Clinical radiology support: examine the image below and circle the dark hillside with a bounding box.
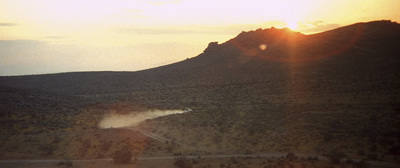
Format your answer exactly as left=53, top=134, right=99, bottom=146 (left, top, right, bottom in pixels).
left=1, top=20, right=400, bottom=160
left=1, top=21, right=399, bottom=97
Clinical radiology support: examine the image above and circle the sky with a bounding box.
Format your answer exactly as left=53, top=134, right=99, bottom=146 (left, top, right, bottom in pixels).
left=1, top=0, right=399, bottom=76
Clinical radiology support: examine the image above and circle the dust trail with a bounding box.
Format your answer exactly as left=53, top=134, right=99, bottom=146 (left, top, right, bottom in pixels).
left=98, top=109, right=191, bottom=129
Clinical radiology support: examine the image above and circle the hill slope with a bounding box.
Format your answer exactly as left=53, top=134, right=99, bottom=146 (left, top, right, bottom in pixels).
left=0, top=20, right=399, bottom=96
left=0, top=20, right=400, bottom=161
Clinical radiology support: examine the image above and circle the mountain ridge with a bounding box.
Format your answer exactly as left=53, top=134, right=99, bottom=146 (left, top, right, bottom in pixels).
left=1, top=20, right=400, bottom=160
left=0, top=20, right=399, bottom=96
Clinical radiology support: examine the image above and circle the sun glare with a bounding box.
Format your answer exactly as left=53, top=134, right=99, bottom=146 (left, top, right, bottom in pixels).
left=259, top=44, right=267, bottom=51
left=286, top=20, right=298, bottom=30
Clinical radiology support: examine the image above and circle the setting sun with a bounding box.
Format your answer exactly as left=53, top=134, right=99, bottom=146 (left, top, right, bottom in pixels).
left=286, top=20, right=299, bottom=30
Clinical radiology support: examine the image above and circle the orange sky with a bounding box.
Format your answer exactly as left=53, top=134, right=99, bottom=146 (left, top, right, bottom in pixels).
left=1, top=0, right=399, bottom=75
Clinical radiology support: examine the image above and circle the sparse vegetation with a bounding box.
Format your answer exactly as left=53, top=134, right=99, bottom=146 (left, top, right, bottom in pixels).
left=174, top=156, right=192, bottom=168
left=285, top=152, right=296, bottom=161
left=112, top=149, right=132, bottom=164
left=0, top=21, right=400, bottom=168
left=324, top=150, right=347, bottom=164
left=57, top=159, right=73, bottom=167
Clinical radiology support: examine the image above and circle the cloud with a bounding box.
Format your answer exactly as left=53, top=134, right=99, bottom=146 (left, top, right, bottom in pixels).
left=128, top=9, right=144, bottom=13
left=117, top=21, right=289, bottom=36
left=117, top=20, right=340, bottom=36
left=126, top=9, right=149, bottom=18
left=118, top=27, right=231, bottom=35
left=296, top=21, right=341, bottom=34
left=116, top=20, right=301, bottom=36
left=44, top=36, right=64, bottom=39
left=0, top=23, right=18, bottom=27
left=120, top=28, right=194, bottom=34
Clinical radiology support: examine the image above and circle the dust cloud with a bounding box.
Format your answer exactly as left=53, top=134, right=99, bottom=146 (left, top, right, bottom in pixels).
left=98, top=109, right=191, bottom=129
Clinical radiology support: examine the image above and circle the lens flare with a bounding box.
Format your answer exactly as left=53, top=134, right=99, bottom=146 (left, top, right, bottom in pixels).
left=259, top=44, right=267, bottom=50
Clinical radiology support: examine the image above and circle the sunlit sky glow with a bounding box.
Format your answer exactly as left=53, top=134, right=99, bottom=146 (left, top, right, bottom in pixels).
left=1, top=0, right=399, bottom=76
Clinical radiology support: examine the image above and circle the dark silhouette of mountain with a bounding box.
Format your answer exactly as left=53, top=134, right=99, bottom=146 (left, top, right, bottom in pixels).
left=0, top=20, right=399, bottom=97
